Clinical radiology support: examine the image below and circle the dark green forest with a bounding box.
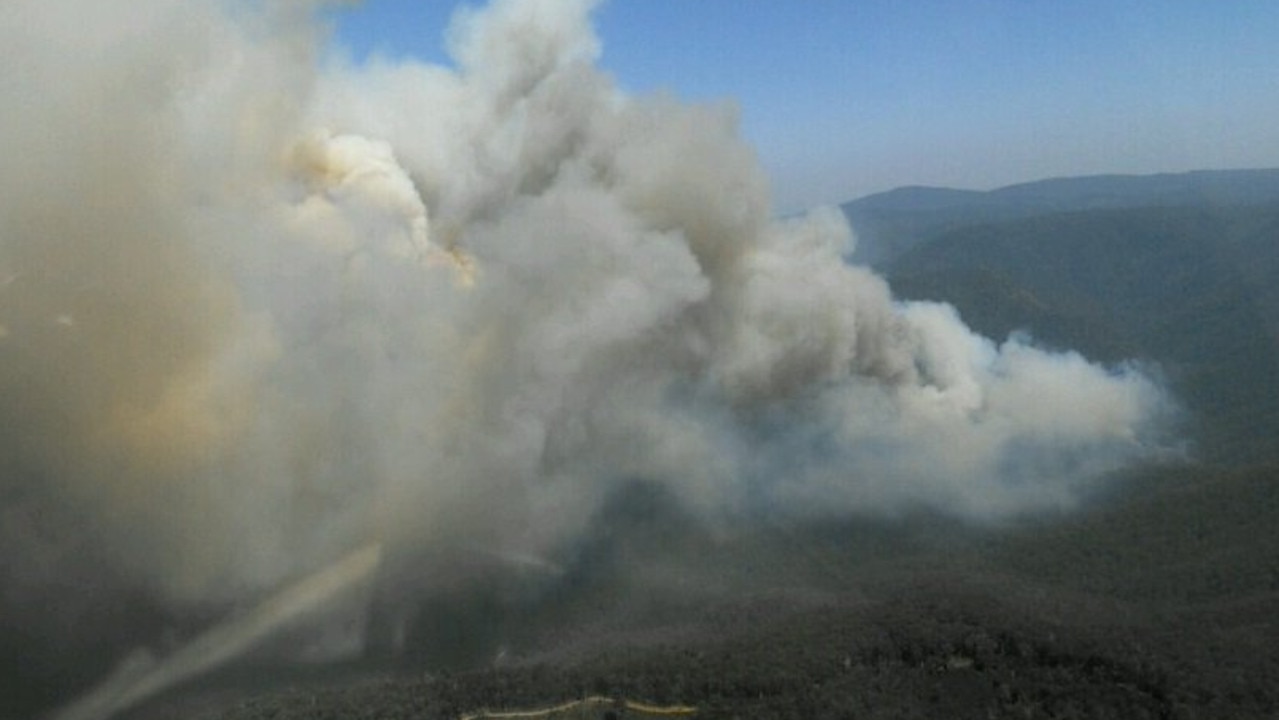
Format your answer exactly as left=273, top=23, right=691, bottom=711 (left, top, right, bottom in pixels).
left=848, top=169, right=1279, bottom=464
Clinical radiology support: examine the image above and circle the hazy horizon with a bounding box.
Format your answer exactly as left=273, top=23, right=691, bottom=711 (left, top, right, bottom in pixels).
left=329, top=0, right=1279, bottom=211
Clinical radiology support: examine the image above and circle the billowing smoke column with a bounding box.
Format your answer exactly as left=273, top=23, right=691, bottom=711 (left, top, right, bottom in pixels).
left=1, top=0, right=1168, bottom=712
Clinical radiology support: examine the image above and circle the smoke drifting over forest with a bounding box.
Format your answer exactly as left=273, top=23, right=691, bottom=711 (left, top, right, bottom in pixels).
left=1, top=0, right=1170, bottom=697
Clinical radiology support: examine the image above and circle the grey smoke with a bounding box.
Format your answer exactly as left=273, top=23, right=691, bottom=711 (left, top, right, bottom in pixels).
left=1, top=0, right=1170, bottom=707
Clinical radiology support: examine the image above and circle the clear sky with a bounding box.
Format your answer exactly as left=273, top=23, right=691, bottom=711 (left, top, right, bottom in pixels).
left=328, top=0, right=1279, bottom=211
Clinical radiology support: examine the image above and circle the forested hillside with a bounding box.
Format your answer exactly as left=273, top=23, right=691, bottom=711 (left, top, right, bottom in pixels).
left=845, top=171, right=1279, bottom=462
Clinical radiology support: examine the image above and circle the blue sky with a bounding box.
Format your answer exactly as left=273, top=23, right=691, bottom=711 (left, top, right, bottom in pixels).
left=328, top=0, right=1279, bottom=210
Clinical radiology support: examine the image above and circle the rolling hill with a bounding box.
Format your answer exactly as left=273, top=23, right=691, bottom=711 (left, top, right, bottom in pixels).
left=847, top=171, right=1279, bottom=463
left=844, top=168, right=1279, bottom=269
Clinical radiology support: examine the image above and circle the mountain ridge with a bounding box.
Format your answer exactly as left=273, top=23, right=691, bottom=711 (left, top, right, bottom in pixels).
left=843, top=168, right=1279, bottom=268
left=852, top=172, right=1279, bottom=463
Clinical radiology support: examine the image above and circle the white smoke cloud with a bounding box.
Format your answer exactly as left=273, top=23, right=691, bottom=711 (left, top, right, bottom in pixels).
left=0, top=0, right=1172, bottom=701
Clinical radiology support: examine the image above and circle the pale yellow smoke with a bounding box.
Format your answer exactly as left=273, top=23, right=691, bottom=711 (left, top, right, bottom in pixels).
left=426, top=241, right=481, bottom=288
left=285, top=129, right=480, bottom=286
left=96, top=360, right=253, bottom=485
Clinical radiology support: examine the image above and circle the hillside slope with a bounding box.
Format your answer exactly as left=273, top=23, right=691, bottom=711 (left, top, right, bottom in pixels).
left=845, top=168, right=1279, bottom=269
left=872, top=187, right=1279, bottom=462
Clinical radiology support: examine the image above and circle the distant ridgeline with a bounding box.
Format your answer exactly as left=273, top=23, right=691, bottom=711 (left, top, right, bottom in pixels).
left=843, top=168, right=1279, bottom=463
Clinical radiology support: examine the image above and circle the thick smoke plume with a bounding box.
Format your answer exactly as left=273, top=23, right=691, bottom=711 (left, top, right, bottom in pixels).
left=1, top=0, right=1168, bottom=710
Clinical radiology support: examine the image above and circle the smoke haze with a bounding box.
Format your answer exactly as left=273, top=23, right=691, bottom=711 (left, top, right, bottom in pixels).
left=0, top=0, right=1171, bottom=710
